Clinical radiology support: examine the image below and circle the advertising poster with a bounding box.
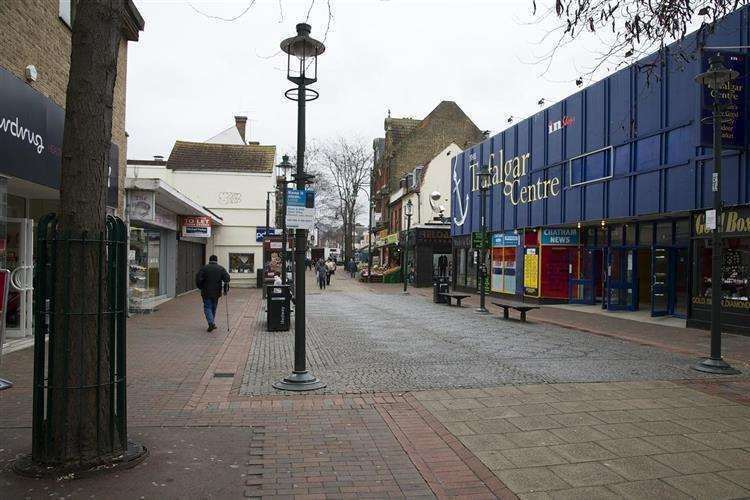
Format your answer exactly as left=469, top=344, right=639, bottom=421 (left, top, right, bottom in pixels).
left=524, top=247, right=539, bottom=296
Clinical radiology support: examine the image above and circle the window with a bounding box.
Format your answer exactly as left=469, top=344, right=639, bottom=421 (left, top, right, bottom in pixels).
left=694, top=238, right=750, bottom=303
left=229, top=253, right=255, bottom=273
left=59, top=0, right=74, bottom=28
left=129, top=228, right=162, bottom=305
left=568, top=146, right=613, bottom=187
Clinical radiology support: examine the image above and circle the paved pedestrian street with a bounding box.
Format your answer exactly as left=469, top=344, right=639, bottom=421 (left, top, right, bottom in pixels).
left=1, top=274, right=750, bottom=499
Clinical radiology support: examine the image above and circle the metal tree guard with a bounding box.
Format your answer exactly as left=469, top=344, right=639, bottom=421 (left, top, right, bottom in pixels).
left=14, top=214, right=146, bottom=477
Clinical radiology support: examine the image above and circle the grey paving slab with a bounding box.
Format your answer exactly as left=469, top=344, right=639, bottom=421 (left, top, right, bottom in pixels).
left=663, top=472, right=750, bottom=499
left=549, top=462, right=624, bottom=487
left=608, top=479, right=691, bottom=499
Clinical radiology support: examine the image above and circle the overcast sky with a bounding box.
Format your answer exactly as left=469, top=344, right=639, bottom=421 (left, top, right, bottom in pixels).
left=126, top=0, right=620, bottom=161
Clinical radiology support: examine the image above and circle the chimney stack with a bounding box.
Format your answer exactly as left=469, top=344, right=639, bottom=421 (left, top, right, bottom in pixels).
left=234, top=115, right=248, bottom=144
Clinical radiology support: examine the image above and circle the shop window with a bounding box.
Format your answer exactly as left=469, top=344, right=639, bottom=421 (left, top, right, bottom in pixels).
left=457, top=248, right=467, bottom=287
left=490, top=246, right=518, bottom=294
left=656, top=222, right=672, bottom=246
left=129, top=228, right=162, bottom=305
left=7, top=194, right=26, bottom=218
left=694, top=238, right=750, bottom=304
left=610, top=225, right=624, bottom=246
left=638, top=223, right=653, bottom=246
left=466, top=250, right=477, bottom=289
left=625, top=224, right=636, bottom=246
left=229, top=253, right=255, bottom=274
left=568, top=147, right=612, bottom=187
left=675, top=219, right=690, bottom=246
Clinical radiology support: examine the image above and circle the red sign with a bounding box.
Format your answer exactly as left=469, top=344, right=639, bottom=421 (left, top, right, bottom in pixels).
left=181, top=216, right=211, bottom=228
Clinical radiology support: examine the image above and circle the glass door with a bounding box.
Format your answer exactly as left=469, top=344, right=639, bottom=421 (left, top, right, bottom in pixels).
left=607, top=247, right=636, bottom=310
left=5, top=218, right=34, bottom=339
left=673, top=247, right=689, bottom=318
left=651, top=247, right=670, bottom=316
left=570, top=248, right=595, bottom=304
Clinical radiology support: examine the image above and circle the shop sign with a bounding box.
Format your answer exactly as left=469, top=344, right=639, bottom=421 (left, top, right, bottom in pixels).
left=256, top=227, right=281, bottom=242
left=385, top=233, right=399, bottom=245
left=548, top=115, right=574, bottom=134
left=695, top=208, right=750, bottom=236
left=181, top=215, right=211, bottom=238
left=472, top=231, right=489, bottom=249
left=492, top=232, right=519, bottom=247
left=285, top=188, right=315, bottom=230
left=699, top=51, right=746, bottom=150
left=127, top=190, right=155, bottom=220
left=468, top=151, right=561, bottom=206
left=540, top=228, right=579, bottom=245
left=692, top=296, right=750, bottom=310
left=154, top=206, right=177, bottom=231
left=523, top=247, right=539, bottom=296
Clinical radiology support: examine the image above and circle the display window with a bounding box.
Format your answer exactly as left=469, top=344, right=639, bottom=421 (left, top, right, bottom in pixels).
left=129, top=228, right=162, bottom=304
left=490, top=246, right=517, bottom=294
left=694, top=237, right=750, bottom=306
left=540, top=246, right=577, bottom=299
left=230, top=253, right=255, bottom=273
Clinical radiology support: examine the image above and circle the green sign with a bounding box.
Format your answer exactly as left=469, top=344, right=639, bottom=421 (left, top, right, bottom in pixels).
left=472, top=232, right=488, bottom=249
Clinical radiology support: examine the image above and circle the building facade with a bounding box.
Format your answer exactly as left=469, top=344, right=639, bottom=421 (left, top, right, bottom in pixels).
left=371, top=102, right=484, bottom=275
left=0, top=0, right=143, bottom=342
left=127, top=118, right=276, bottom=287
left=451, top=7, right=749, bottom=334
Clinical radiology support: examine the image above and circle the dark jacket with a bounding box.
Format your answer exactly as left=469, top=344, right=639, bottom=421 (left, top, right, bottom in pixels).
left=196, top=262, right=231, bottom=300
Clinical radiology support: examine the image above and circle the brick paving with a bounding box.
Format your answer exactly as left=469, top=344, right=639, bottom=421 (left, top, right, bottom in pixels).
left=1, top=277, right=749, bottom=498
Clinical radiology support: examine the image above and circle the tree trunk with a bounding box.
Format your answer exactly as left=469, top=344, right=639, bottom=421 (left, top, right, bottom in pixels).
left=48, top=0, right=123, bottom=466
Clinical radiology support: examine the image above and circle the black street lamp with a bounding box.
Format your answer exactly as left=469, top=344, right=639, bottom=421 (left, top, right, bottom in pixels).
left=693, top=53, right=740, bottom=375
left=264, top=190, right=275, bottom=268
left=273, top=23, right=326, bottom=391
left=476, top=162, right=492, bottom=314
left=402, top=199, right=413, bottom=294
left=276, top=154, right=295, bottom=285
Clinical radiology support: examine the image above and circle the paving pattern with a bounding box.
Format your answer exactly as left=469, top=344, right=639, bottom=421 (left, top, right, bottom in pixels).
left=241, top=277, right=725, bottom=395
left=416, top=381, right=750, bottom=499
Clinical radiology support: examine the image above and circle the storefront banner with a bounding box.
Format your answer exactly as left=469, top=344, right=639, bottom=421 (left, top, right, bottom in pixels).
left=385, top=233, right=399, bottom=245
left=285, top=189, right=315, bottom=230
left=492, top=232, right=520, bottom=247
left=154, top=206, right=177, bottom=231
left=181, top=215, right=211, bottom=238
left=523, top=247, right=539, bottom=296
left=695, top=207, right=750, bottom=236
left=127, top=190, right=155, bottom=220
left=540, top=228, right=579, bottom=245
left=699, top=51, right=746, bottom=150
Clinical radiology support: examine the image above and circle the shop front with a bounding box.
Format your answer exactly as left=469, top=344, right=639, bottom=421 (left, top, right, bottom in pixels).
left=403, top=226, right=452, bottom=287
left=450, top=7, right=748, bottom=332
left=689, top=207, right=750, bottom=334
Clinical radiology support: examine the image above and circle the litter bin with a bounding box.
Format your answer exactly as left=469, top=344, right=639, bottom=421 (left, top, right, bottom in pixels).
left=433, top=276, right=450, bottom=303
left=266, top=284, right=291, bottom=332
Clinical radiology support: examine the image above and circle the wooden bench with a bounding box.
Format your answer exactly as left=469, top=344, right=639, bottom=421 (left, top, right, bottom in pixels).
left=493, top=302, right=540, bottom=322
left=440, top=292, right=471, bottom=307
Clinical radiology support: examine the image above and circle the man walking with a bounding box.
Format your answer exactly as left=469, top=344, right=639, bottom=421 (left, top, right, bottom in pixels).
left=196, top=255, right=231, bottom=332
left=315, top=258, right=327, bottom=290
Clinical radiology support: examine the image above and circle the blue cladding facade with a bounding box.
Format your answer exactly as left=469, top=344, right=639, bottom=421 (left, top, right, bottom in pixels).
left=451, top=7, right=749, bottom=237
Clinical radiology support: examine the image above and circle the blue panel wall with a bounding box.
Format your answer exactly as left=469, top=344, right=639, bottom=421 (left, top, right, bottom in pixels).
left=451, top=6, right=749, bottom=237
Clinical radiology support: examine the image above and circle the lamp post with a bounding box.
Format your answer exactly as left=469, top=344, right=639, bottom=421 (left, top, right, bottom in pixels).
left=694, top=53, right=741, bottom=375
left=402, top=199, right=413, bottom=294
left=276, top=154, right=294, bottom=285
left=476, top=162, right=492, bottom=314
left=273, top=23, right=326, bottom=391
left=264, top=190, right=275, bottom=269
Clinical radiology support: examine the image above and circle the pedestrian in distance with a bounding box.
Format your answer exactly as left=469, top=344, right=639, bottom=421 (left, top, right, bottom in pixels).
left=195, top=255, right=231, bottom=332
left=348, top=258, right=356, bottom=279
left=316, top=259, right=327, bottom=290
left=325, top=258, right=336, bottom=285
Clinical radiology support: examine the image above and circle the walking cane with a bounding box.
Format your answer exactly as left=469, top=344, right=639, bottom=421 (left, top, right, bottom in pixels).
left=224, top=286, right=230, bottom=332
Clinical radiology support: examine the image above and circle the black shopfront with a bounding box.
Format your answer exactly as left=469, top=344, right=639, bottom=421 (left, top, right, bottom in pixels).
left=402, top=226, right=452, bottom=287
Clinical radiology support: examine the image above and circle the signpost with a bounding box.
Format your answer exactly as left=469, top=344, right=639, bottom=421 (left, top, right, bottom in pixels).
left=699, top=51, right=746, bottom=150
left=285, top=189, right=315, bottom=231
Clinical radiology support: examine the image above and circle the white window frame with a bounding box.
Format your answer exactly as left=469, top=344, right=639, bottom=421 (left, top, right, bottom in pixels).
left=567, top=145, right=614, bottom=188
left=59, top=0, right=73, bottom=28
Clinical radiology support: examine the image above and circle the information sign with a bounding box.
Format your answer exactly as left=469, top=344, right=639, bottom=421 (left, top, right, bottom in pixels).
left=285, top=189, right=315, bottom=230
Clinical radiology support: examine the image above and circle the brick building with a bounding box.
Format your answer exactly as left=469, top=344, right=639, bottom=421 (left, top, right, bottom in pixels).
left=0, top=1, right=144, bottom=341
left=370, top=101, right=484, bottom=276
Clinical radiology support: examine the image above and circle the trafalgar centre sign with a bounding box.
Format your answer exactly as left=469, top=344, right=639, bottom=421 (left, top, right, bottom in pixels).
left=468, top=150, right=561, bottom=206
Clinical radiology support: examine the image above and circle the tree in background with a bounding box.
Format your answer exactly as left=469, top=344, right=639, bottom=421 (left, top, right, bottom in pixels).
left=534, top=0, right=748, bottom=81
left=316, top=138, right=372, bottom=263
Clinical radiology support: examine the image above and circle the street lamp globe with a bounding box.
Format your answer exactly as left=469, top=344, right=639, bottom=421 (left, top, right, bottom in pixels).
left=276, top=154, right=294, bottom=176
left=405, top=199, right=413, bottom=218
left=476, top=163, right=492, bottom=191
left=695, top=54, right=739, bottom=90
left=280, top=23, right=325, bottom=85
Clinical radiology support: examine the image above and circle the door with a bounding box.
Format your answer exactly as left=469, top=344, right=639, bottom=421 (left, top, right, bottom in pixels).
left=5, top=218, right=34, bottom=338
left=651, top=247, right=670, bottom=316
left=607, top=247, right=636, bottom=311
left=569, top=248, right=595, bottom=304
left=673, top=247, right=689, bottom=318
